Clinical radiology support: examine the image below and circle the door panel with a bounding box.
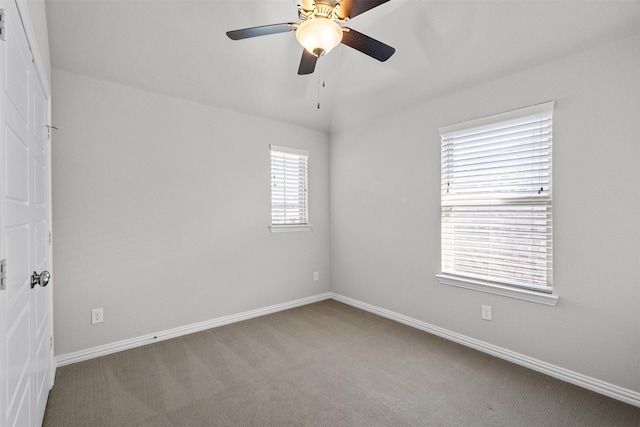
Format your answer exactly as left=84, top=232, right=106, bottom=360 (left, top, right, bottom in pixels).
left=35, top=324, right=48, bottom=403
left=34, top=161, right=45, bottom=205
left=33, top=83, right=46, bottom=150
left=13, top=385, right=30, bottom=427
left=5, top=126, right=28, bottom=201
left=6, top=305, right=30, bottom=426
left=4, top=6, right=29, bottom=125
left=5, top=226, right=29, bottom=306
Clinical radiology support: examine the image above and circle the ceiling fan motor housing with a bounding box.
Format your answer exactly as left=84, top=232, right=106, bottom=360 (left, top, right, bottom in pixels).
left=297, top=1, right=345, bottom=56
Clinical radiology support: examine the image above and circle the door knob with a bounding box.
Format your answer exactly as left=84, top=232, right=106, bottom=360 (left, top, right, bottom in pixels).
left=31, top=271, right=50, bottom=288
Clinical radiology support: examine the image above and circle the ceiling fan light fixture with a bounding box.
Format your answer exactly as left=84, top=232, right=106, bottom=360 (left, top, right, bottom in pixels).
left=295, top=17, right=343, bottom=57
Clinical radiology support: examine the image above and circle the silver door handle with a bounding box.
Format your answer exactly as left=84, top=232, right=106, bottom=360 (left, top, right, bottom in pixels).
left=31, top=271, right=50, bottom=288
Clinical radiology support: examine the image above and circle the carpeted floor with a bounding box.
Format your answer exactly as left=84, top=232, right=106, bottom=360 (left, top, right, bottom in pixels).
left=43, top=300, right=640, bottom=426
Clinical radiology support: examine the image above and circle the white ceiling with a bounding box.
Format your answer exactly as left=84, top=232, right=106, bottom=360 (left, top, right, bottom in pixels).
left=46, top=0, right=640, bottom=133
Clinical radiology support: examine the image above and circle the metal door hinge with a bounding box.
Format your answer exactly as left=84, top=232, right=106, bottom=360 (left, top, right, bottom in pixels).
left=0, top=9, right=6, bottom=42
left=48, top=231, right=52, bottom=245
left=46, top=125, right=58, bottom=141
left=0, top=259, right=7, bottom=290
left=49, top=336, right=54, bottom=350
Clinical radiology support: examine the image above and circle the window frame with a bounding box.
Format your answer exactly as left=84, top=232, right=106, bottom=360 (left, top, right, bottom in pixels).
left=269, top=144, right=312, bottom=233
left=436, top=102, right=558, bottom=306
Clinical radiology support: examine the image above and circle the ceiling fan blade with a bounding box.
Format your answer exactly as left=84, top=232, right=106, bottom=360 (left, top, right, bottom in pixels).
left=340, top=28, right=395, bottom=62
left=337, top=0, right=391, bottom=19
left=226, top=23, right=296, bottom=40
left=298, top=49, right=318, bottom=75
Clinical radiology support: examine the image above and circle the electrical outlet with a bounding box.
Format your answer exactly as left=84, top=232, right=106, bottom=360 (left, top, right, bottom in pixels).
left=91, top=308, right=104, bottom=324
left=313, top=271, right=320, bottom=281
left=481, top=305, right=492, bottom=321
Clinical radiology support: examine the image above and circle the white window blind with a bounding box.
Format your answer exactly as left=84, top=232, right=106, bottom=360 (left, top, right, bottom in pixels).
left=439, top=102, right=554, bottom=293
left=270, top=145, right=309, bottom=227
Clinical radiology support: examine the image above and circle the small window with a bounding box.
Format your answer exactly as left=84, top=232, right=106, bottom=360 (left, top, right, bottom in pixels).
left=270, top=145, right=311, bottom=232
left=437, top=102, right=555, bottom=301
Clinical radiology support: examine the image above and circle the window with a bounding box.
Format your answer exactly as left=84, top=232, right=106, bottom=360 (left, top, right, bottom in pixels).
left=436, top=102, right=557, bottom=305
left=269, top=145, right=311, bottom=232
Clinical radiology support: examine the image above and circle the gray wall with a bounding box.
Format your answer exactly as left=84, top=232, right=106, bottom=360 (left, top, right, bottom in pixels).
left=51, top=70, right=331, bottom=355
left=330, top=34, right=640, bottom=393
left=49, top=29, right=639, bottom=396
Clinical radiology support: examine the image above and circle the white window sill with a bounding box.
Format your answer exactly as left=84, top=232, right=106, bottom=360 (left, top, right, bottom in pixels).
left=269, top=224, right=312, bottom=233
left=436, top=274, right=559, bottom=306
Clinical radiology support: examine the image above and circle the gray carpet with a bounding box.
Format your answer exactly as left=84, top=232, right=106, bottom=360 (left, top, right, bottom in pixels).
left=43, top=300, right=640, bottom=426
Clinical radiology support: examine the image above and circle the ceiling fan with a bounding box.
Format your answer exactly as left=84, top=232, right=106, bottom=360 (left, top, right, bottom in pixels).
left=226, top=0, right=396, bottom=75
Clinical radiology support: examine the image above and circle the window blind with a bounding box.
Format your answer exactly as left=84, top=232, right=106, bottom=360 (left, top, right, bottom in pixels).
left=439, top=102, right=554, bottom=293
left=270, top=145, right=309, bottom=226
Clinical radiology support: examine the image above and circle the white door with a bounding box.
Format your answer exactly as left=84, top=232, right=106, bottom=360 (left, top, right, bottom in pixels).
left=0, top=1, right=54, bottom=426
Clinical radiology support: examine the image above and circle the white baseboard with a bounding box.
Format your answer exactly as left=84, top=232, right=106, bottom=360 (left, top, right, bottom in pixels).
left=55, top=292, right=332, bottom=367
left=329, top=292, right=640, bottom=408
left=55, top=291, right=639, bottom=408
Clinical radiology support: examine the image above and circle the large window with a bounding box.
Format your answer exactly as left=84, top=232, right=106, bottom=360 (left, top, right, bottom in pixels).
left=270, top=145, right=311, bottom=232
left=437, top=102, right=556, bottom=304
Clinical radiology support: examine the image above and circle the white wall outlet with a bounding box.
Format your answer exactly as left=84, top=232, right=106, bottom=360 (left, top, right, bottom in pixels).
left=313, top=271, right=320, bottom=281
left=481, top=305, right=492, bottom=321
left=91, top=308, right=104, bottom=324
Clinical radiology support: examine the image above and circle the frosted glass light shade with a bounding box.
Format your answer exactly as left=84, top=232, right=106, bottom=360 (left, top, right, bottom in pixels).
left=296, top=18, right=343, bottom=56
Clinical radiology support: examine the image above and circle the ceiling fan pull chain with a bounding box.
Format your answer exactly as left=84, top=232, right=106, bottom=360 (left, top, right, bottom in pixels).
left=316, top=56, right=327, bottom=110
left=317, top=56, right=321, bottom=109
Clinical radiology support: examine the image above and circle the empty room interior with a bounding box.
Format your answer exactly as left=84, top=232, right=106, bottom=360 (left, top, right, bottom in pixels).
left=1, top=0, right=639, bottom=426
